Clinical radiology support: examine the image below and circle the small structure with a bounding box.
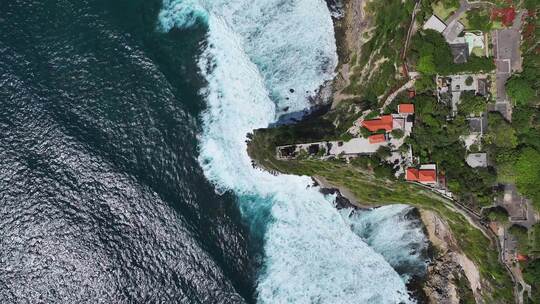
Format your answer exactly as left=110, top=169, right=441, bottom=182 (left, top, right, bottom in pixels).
left=462, top=116, right=487, bottom=150
left=477, top=78, right=488, bottom=96
left=423, top=15, right=447, bottom=33
left=468, top=117, right=485, bottom=133
left=406, top=164, right=438, bottom=185
left=437, top=74, right=488, bottom=115
left=361, top=115, right=394, bottom=132
left=464, top=32, right=485, bottom=54
left=443, top=20, right=465, bottom=43
left=278, top=145, right=297, bottom=159
left=516, top=254, right=528, bottom=262
left=450, top=43, right=469, bottom=64
left=368, top=134, right=386, bottom=144
left=398, top=104, right=415, bottom=114
left=466, top=153, right=488, bottom=168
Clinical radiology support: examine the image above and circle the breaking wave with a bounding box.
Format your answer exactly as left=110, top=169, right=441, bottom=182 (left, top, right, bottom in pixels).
left=344, top=205, right=429, bottom=281
left=159, top=0, right=417, bottom=302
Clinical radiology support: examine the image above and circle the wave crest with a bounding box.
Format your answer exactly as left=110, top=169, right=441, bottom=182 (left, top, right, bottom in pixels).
left=159, top=1, right=416, bottom=303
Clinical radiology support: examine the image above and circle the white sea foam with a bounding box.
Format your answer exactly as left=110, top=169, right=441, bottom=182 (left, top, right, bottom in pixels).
left=159, top=1, right=416, bottom=303
left=344, top=205, right=429, bottom=281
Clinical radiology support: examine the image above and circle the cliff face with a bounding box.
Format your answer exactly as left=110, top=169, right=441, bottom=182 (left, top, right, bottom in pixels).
left=420, top=210, right=481, bottom=304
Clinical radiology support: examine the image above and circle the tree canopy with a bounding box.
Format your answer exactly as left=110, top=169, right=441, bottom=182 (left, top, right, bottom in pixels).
left=458, top=92, right=485, bottom=116
left=515, top=148, right=540, bottom=209
left=507, top=77, right=536, bottom=106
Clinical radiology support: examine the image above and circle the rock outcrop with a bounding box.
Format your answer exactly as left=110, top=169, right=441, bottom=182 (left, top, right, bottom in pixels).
left=421, top=210, right=482, bottom=304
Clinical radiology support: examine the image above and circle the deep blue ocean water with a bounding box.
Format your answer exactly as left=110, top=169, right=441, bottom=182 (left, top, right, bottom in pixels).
left=0, top=1, right=254, bottom=302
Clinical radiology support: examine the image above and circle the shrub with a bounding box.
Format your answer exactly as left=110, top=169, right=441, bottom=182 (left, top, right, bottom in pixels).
left=391, top=129, right=405, bottom=139
left=507, top=77, right=535, bottom=106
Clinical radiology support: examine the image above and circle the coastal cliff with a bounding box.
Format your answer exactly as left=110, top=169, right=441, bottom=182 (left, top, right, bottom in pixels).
left=246, top=0, right=516, bottom=303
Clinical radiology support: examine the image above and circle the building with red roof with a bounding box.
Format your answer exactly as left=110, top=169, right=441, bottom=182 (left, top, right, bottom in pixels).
left=406, top=167, right=437, bottom=184
left=516, top=254, right=528, bottom=262
left=361, top=115, right=393, bottom=132
left=406, top=168, right=420, bottom=180
left=398, top=104, right=415, bottom=114
left=368, top=134, right=386, bottom=144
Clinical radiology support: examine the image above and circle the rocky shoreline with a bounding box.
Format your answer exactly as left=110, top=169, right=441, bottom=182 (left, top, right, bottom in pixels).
left=249, top=0, right=484, bottom=302
left=311, top=1, right=482, bottom=303
left=314, top=173, right=481, bottom=303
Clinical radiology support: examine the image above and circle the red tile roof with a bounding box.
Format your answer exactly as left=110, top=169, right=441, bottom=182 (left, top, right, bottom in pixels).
left=406, top=168, right=437, bottom=183
left=406, top=168, right=419, bottom=181
left=398, top=104, right=415, bottom=114
left=418, top=170, right=437, bottom=182
left=517, top=254, right=528, bottom=262
left=361, top=115, right=393, bottom=132
left=368, top=134, right=386, bottom=144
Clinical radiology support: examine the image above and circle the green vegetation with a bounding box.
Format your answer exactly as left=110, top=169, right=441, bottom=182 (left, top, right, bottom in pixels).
left=247, top=128, right=513, bottom=303
left=391, top=129, right=404, bottom=139
left=409, top=94, right=495, bottom=207
left=486, top=113, right=518, bottom=149
left=430, top=0, right=458, bottom=20
left=417, top=54, right=436, bottom=75
left=532, top=224, right=540, bottom=255
left=523, top=259, right=540, bottom=303
left=410, top=30, right=495, bottom=75
left=248, top=5, right=537, bottom=302
left=507, top=77, right=536, bottom=106
left=458, top=92, right=486, bottom=116
left=485, top=10, right=540, bottom=218
left=509, top=224, right=529, bottom=254
left=515, top=149, right=540, bottom=210
left=415, top=75, right=435, bottom=93
left=464, top=8, right=493, bottom=31
left=454, top=270, right=476, bottom=304
left=345, top=0, right=413, bottom=99
left=484, top=206, right=509, bottom=223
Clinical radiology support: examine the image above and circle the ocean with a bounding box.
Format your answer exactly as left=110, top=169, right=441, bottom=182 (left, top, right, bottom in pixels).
left=0, top=1, right=427, bottom=303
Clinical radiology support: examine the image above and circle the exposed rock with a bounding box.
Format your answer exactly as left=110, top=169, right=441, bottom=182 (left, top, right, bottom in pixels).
left=420, top=210, right=482, bottom=304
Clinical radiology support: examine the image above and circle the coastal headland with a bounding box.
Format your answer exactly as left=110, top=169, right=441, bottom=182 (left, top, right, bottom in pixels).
left=245, top=0, right=540, bottom=302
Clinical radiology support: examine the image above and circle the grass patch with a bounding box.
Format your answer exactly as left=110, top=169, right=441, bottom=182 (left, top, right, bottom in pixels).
left=431, top=1, right=457, bottom=20
left=472, top=47, right=485, bottom=57
left=460, top=12, right=471, bottom=29
left=496, top=162, right=517, bottom=183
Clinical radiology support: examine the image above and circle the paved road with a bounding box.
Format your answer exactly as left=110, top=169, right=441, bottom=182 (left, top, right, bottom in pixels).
left=491, top=10, right=525, bottom=121
left=445, top=0, right=471, bottom=25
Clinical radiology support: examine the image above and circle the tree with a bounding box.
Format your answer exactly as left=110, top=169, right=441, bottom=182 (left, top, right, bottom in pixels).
left=509, top=224, right=529, bottom=254
left=487, top=113, right=518, bottom=149
left=374, top=145, right=392, bottom=160
left=359, top=127, right=372, bottom=138
left=467, top=9, right=493, bottom=32
left=417, top=54, right=436, bottom=75
left=485, top=206, right=509, bottom=223
left=523, top=259, right=540, bottom=300
left=515, top=148, right=540, bottom=210
left=465, top=76, right=474, bottom=86
left=507, top=77, right=535, bottom=106
left=458, top=92, right=485, bottom=116
left=391, top=129, right=404, bottom=139
left=415, top=76, right=434, bottom=93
